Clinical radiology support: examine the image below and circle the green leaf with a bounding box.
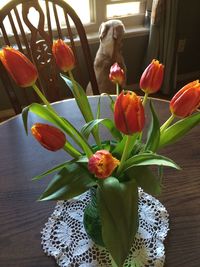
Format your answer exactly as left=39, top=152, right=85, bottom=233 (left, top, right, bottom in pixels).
left=32, top=160, right=73, bottom=180
left=60, top=117, right=93, bottom=157
left=126, top=166, right=161, bottom=195
left=22, top=105, right=30, bottom=135
left=145, top=101, right=160, bottom=152
left=39, top=163, right=96, bottom=201
left=97, top=177, right=138, bottom=267
left=76, top=155, right=88, bottom=163
left=24, top=102, right=93, bottom=157
left=81, top=118, right=122, bottom=141
left=93, top=96, right=102, bottom=144
left=60, top=73, right=101, bottom=146
left=91, top=140, right=117, bottom=153
left=159, top=112, right=200, bottom=148
left=96, top=95, right=101, bottom=120
left=60, top=73, right=94, bottom=122
left=22, top=103, right=68, bottom=136
left=22, top=103, right=81, bottom=159
left=122, top=152, right=180, bottom=172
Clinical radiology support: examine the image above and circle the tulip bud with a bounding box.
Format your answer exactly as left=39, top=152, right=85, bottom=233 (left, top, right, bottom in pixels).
left=0, top=46, right=38, bottom=87
left=109, top=62, right=125, bottom=85
left=88, top=150, right=119, bottom=179
left=31, top=123, right=66, bottom=151
left=114, top=91, right=145, bottom=135
left=170, top=80, right=200, bottom=118
left=52, top=39, right=75, bottom=72
left=140, top=59, right=164, bottom=94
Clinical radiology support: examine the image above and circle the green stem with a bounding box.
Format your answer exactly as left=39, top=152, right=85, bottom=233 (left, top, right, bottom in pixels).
left=160, top=114, right=175, bottom=133
left=139, top=92, right=149, bottom=141
left=116, top=83, right=120, bottom=96
left=63, top=142, right=82, bottom=158
left=117, top=135, right=132, bottom=175
left=32, top=83, right=55, bottom=114
left=142, top=92, right=149, bottom=106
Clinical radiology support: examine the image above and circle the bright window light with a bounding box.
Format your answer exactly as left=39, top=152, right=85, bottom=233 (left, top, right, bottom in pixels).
left=0, top=0, right=146, bottom=36
left=0, top=0, right=91, bottom=24
left=0, top=0, right=10, bottom=9
left=107, top=2, right=140, bottom=19
left=66, top=0, right=91, bottom=24
left=0, top=0, right=91, bottom=35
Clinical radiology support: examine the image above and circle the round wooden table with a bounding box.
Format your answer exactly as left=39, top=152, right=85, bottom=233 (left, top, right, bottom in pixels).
left=0, top=96, right=199, bottom=267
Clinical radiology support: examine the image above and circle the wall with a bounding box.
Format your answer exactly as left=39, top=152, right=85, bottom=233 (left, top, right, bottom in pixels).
left=89, top=33, right=149, bottom=86
left=176, top=0, right=200, bottom=82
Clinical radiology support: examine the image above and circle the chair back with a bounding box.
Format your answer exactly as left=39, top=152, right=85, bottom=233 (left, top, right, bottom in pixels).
left=0, top=0, right=99, bottom=114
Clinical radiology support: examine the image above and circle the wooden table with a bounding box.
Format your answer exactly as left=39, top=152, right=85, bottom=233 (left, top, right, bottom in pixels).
left=0, top=96, right=199, bottom=267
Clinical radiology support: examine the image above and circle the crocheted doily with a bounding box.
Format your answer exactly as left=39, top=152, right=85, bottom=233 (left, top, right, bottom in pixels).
left=41, top=189, right=169, bottom=267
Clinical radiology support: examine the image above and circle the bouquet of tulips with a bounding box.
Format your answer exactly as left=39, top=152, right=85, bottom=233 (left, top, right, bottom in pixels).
left=1, top=40, right=200, bottom=267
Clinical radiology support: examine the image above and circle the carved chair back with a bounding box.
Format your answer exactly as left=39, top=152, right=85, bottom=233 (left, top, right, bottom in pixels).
left=0, top=0, right=99, bottom=114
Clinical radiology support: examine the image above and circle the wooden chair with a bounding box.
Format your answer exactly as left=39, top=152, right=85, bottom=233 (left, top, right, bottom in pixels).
left=0, top=0, right=99, bottom=114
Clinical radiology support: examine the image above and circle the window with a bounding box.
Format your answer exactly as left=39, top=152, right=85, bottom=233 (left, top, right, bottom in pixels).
left=0, top=0, right=147, bottom=36
left=0, top=1, right=9, bottom=9
left=0, top=0, right=91, bottom=23
left=107, top=2, right=140, bottom=18
left=91, top=0, right=147, bottom=31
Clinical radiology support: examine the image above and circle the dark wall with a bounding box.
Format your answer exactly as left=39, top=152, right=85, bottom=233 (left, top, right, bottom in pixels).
left=123, top=34, right=149, bottom=85
left=177, top=0, right=200, bottom=74
left=89, top=34, right=149, bottom=86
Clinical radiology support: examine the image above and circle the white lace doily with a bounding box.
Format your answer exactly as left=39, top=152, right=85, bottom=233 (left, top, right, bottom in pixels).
left=41, top=189, right=169, bottom=267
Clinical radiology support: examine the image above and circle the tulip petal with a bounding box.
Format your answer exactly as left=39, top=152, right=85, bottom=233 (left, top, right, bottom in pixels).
left=0, top=46, right=38, bottom=87
left=140, top=59, right=164, bottom=94
left=170, top=80, right=200, bottom=117
left=52, top=39, right=75, bottom=72
left=31, top=123, right=66, bottom=151
left=114, top=91, right=145, bottom=135
left=109, top=62, right=125, bottom=85
left=88, top=150, right=119, bottom=179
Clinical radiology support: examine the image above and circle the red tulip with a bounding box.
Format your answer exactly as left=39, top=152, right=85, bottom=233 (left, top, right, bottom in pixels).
left=109, top=62, right=125, bottom=85
left=88, top=150, right=119, bottom=179
left=31, top=123, right=66, bottom=151
left=170, top=80, right=200, bottom=118
left=114, top=91, right=145, bottom=135
left=0, top=46, right=38, bottom=87
left=52, top=39, right=75, bottom=72
left=140, top=59, right=164, bottom=94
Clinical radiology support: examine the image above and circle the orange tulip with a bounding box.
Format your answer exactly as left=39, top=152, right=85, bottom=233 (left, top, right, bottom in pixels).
left=109, top=62, right=125, bottom=85
left=114, top=91, right=145, bottom=135
left=88, top=150, right=119, bottom=179
left=170, top=80, right=200, bottom=118
left=0, top=46, right=38, bottom=87
left=31, top=123, right=66, bottom=151
left=52, top=39, right=75, bottom=72
left=140, top=59, right=164, bottom=94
